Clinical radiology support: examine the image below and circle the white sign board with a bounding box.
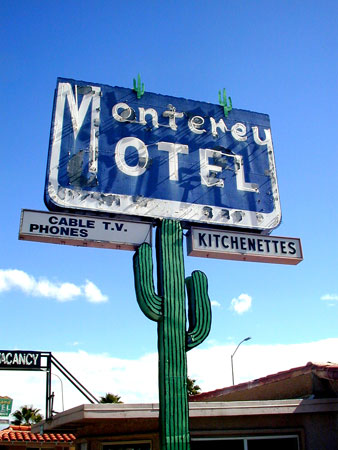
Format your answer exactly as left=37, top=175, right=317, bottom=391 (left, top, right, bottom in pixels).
left=187, top=227, right=303, bottom=265
left=19, top=210, right=152, bottom=251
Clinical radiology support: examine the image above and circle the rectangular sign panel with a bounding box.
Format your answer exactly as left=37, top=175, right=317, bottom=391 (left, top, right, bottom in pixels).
left=19, top=209, right=152, bottom=250
left=45, top=78, right=281, bottom=233
left=187, top=227, right=303, bottom=265
left=0, top=351, right=42, bottom=370
left=0, top=397, right=13, bottom=417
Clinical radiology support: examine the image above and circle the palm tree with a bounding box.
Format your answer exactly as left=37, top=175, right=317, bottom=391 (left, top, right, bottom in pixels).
left=187, top=377, right=201, bottom=396
left=99, top=393, right=123, bottom=403
left=11, top=405, right=43, bottom=425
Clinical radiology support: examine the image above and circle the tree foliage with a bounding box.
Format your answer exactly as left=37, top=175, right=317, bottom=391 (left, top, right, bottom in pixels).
left=11, top=405, right=43, bottom=425
left=187, top=377, right=201, bottom=396
left=99, top=393, right=123, bottom=403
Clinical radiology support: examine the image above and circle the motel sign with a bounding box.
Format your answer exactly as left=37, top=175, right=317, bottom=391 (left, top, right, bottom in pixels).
left=45, top=78, right=281, bottom=233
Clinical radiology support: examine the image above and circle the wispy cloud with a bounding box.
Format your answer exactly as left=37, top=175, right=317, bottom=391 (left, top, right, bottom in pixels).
left=0, top=269, right=108, bottom=303
left=230, top=293, right=252, bottom=314
left=321, top=294, right=338, bottom=302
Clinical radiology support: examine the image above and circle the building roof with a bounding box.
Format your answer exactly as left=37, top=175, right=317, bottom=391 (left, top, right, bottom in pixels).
left=33, top=398, right=338, bottom=438
left=0, top=425, right=76, bottom=444
left=24, top=362, right=338, bottom=438
left=189, top=361, right=338, bottom=402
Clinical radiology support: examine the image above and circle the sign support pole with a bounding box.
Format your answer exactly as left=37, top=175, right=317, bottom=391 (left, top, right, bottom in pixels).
left=133, top=219, right=212, bottom=450
left=45, top=353, right=52, bottom=420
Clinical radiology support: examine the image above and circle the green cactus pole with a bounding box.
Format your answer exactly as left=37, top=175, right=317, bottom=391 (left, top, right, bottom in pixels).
left=218, top=88, right=232, bottom=117
left=133, top=219, right=211, bottom=450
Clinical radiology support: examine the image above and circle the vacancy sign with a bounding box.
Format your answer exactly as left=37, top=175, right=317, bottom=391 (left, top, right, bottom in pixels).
left=45, top=77, right=281, bottom=233
left=19, top=210, right=152, bottom=250
left=187, top=227, right=303, bottom=265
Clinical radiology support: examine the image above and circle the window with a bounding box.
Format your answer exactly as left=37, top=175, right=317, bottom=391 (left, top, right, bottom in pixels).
left=247, top=436, right=299, bottom=450
left=192, top=439, right=244, bottom=450
left=102, top=442, right=151, bottom=450
left=192, top=435, right=299, bottom=450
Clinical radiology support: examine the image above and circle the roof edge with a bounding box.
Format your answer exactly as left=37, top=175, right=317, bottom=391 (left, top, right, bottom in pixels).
left=189, top=361, right=338, bottom=402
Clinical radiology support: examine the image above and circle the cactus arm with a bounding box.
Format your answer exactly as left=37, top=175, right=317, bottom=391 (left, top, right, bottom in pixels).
left=133, top=242, right=163, bottom=321
left=218, top=89, right=222, bottom=105
left=186, top=270, right=212, bottom=351
left=229, top=95, right=233, bottom=109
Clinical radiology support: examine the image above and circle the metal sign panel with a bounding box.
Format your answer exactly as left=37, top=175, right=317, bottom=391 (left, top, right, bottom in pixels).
left=45, top=77, right=281, bottom=233
left=19, top=209, right=152, bottom=250
left=0, top=351, right=42, bottom=370
left=187, top=227, right=303, bottom=265
left=0, top=397, right=13, bottom=417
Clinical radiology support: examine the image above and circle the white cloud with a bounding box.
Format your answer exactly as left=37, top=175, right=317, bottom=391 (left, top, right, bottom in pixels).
left=4, top=339, right=338, bottom=417
left=321, top=294, right=338, bottom=301
left=230, top=293, right=252, bottom=314
left=84, top=280, right=108, bottom=303
left=0, top=269, right=35, bottom=293
left=0, top=269, right=108, bottom=303
left=211, top=300, right=221, bottom=308
left=34, top=280, right=82, bottom=301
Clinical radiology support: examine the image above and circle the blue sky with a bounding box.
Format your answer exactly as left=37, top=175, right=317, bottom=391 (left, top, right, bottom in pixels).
left=1, top=0, right=337, bottom=416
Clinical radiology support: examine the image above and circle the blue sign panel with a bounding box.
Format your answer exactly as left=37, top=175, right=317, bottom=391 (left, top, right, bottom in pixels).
left=45, top=78, right=281, bottom=232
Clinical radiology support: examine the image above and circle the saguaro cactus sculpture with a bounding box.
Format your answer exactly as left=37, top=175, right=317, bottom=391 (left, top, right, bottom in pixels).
left=218, top=88, right=232, bottom=117
left=133, top=219, right=211, bottom=450
left=133, top=73, right=145, bottom=99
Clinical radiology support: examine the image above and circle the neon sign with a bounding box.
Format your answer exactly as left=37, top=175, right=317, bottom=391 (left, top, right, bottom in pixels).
left=45, top=78, right=281, bottom=232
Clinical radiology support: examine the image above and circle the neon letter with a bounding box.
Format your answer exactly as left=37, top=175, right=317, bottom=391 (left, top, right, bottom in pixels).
left=199, top=148, right=224, bottom=188
left=138, top=107, right=159, bottom=128
left=53, top=83, right=101, bottom=174
left=231, top=123, right=247, bottom=141
left=158, top=142, right=189, bottom=181
left=112, top=103, right=135, bottom=122
left=115, top=137, right=149, bottom=176
left=188, top=116, right=206, bottom=134
left=162, top=107, right=184, bottom=131
left=210, top=117, right=229, bottom=137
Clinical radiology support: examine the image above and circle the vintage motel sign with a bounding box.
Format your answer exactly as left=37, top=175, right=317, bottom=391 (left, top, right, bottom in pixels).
left=45, top=78, right=281, bottom=233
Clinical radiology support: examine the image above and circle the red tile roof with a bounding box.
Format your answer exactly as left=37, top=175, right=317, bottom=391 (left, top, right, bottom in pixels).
left=0, top=425, right=76, bottom=444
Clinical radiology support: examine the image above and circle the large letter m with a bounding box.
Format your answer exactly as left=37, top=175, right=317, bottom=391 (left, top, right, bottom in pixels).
left=52, top=82, right=101, bottom=174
